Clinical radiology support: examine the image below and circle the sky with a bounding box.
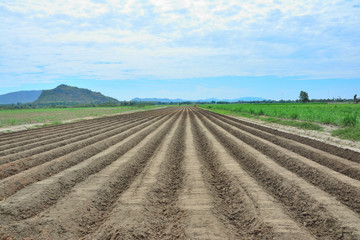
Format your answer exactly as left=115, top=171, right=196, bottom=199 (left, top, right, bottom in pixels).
left=0, top=0, right=359, bottom=101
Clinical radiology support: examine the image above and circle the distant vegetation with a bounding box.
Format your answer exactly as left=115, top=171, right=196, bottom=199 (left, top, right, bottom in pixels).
left=131, top=97, right=267, bottom=103
left=299, top=91, right=310, bottom=103
left=0, top=100, right=160, bottom=110
left=0, top=97, right=356, bottom=112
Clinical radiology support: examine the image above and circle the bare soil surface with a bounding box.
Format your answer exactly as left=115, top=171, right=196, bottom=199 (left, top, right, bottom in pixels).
left=1, top=107, right=360, bottom=239
left=0, top=107, right=165, bottom=134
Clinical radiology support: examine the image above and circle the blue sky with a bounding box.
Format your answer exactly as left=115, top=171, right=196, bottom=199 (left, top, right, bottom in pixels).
left=0, top=0, right=359, bottom=100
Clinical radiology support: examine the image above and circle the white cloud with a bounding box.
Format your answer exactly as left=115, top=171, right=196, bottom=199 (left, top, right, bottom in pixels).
left=0, top=0, right=359, bottom=84
left=1, top=0, right=108, bottom=18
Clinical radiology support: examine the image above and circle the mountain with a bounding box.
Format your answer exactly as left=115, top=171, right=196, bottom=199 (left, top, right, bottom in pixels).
left=34, top=84, right=119, bottom=105
left=0, top=90, right=42, bottom=104
left=132, top=97, right=186, bottom=102
left=132, top=97, right=267, bottom=103
left=230, top=97, right=267, bottom=102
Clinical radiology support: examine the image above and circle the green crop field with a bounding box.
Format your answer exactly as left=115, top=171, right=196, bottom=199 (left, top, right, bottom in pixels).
left=0, top=105, right=158, bottom=128
left=200, top=103, right=360, bottom=141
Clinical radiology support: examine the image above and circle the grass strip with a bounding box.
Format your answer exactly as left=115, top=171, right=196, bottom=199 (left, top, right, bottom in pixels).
left=199, top=108, right=258, bottom=119
left=263, top=117, right=324, bottom=131
left=332, top=127, right=360, bottom=141
left=200, top=103, right=360, bottom=127
left=201, top=107, right=324, bottom=131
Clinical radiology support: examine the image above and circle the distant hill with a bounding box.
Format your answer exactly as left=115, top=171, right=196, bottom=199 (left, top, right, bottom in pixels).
left=132, top=98, right=185, bottom=102
left=0, top=90, right=42, bottom=104
left=132, top=97, right=267, bottom=103
left=34, top=84, right=119, bottom=105
left=231, top=97, right=267, bottom=102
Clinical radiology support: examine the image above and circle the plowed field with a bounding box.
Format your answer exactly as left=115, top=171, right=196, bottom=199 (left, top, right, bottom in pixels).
left=1, top=107, right=360, bottom=239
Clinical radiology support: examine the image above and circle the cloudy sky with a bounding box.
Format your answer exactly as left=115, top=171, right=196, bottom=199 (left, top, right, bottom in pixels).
left=0, top=0, right=359, bottom=100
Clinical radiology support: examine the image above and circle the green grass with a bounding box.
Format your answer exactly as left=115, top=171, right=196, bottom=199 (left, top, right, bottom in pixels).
left=201, top=103, right=360, bottom=127
left=200, top=108, right=258, bottom=119
left=263, top=117, right=324, bottom=131
left=199, top=107, right=323, bottom=131
left=0, top=105, right=159, bottom=128
left=332, top=127, right=360, bottom=141
left=42, top=121, right=64, bottom=127
left=200, top=103, right=360, bottom=141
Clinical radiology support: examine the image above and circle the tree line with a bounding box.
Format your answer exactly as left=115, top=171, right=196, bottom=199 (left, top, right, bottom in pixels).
left=1, top=91, right=357, bottom=110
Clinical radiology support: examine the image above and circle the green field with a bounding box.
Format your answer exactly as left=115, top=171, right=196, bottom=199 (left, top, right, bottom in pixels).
left=200, top=103, right=360, bottom=141
left=0, top=105, right=158, bottom=128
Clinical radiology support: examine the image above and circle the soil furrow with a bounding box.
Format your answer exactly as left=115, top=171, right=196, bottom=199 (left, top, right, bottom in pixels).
left=0, top=107, right=359, bottom=240
left=1, top=109, right=182, bottom=240
left=195, top=110, right=360, bottom=239
left=179, top=112, right=232, bottom=239
left=201, top=110, right=360, bottom=181
left=203, top=109, right=360, bottom=163
left=0, top=116, right=142, bottom=156
left=0, top=116, right=136, bottom=153
left=85, top=109, right=186, bottom=240
left=0, top=110, right=180, bottom=224
left=0, top=111, right=160, bottom=159
left=0, top=116, right=160, bottom=181
left=191, top=110, right=314, bottom=240
left=200, top=111, right=360, bottom=214
left=0, top=114, right=120, bottom=143
left=0, top=115, right=159, bottom=167
left=0, top=114, right=168, bottom=199
left=0, top=107, right=167, bottom=143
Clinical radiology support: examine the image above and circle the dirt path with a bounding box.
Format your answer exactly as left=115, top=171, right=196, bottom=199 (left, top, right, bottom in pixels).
left=179, top=114, right=229, bottom=239
left=1, top=107, right=360, bottom=239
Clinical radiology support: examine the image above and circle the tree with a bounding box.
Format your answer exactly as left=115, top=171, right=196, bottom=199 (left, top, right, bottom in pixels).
left=354, top=94, right=359, bottom=104
left=299, top=91, right=309, bottom=103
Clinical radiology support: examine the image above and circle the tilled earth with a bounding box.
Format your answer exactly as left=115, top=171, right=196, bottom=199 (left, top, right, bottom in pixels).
left=0, top=107, right=359, bottom=239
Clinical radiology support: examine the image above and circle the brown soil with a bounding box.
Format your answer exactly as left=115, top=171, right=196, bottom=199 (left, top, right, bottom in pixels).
left=0, top=107, right=359, bottom=239
left=0, top=107, right=166, bottom=135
